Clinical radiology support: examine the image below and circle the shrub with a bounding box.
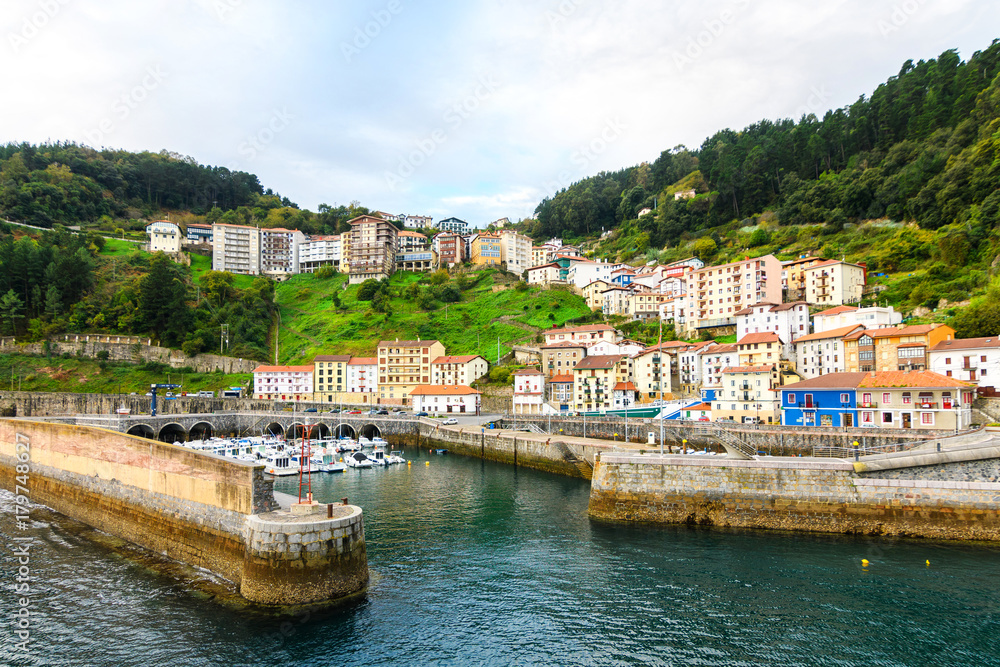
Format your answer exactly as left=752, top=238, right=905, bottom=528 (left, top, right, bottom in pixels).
left=96, top=350, right=110, bottom=361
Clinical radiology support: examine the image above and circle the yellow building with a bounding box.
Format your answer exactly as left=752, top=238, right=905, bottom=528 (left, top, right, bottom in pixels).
left=803, top=259, right=867, bottom=306
left=846, top=324, right=955, bottom=373
left=470, top=233, right=502, bottom=266
left=573, top=354, right=632, bottom=412
left=313, top=354, right=352, bottom=404
left=377, top=339, right=446, bottom=405
left=713, top=365, right=781, bottom=424
left=582, top=280, right=613, bottom=311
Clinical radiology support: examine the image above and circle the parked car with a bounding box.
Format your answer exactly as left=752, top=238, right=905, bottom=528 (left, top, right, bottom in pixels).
left=376, top=409, right=389, bottom=415
left=347, top=410, right=362, bottom=414
left=304, top=408, right=318, bottom=413
left=391, top=408, right=405, bottom=414
left=414, top=411, right=429, bottom=417
left=442, top=418, right=458, bottom=425
left=327, top=408, right=341, bottom=413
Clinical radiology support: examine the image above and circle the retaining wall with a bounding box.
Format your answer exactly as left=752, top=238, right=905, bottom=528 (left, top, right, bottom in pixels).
left=0, top=420, right=368, bottom=606
left=588, top=452, right=1000, bottom=541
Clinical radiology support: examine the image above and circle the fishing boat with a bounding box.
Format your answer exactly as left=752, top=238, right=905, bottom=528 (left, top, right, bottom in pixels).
left=264, top=454, right=297, bottom=476
left=345, top=451, right=374, bottom=469
left=387, top=450, right=406, bottom=465
left=368, top=448, right=388, bottom=466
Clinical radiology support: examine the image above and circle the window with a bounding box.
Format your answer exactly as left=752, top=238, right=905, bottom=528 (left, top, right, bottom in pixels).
left=902, top=392, right=911, bottom=404
left=882, top=393, right=891, bottom=405
left=982, top=355, right=988, bottom=363
left=862, top=392, right=872, bottom=406
left=921, top=412, right=934, bottom=425
left=862, top=411, right=873, bottom=423
left=882, top=413, right=893, bottom=424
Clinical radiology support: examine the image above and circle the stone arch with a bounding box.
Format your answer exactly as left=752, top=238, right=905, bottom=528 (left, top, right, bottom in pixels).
left=263, top=422, right=285, bottom=438
left=126, top=424, right=155, bottom=440
left=359, top=423, right=382, bottom=440
left=189, top=421, right=214, bottom=441
left=311, top=422, right=331, bottom=439
left=287, top=422, right=307, bottom=440
left=333, top=423, right=356, bottom=439
left=158, top=422, right=188, bottom=443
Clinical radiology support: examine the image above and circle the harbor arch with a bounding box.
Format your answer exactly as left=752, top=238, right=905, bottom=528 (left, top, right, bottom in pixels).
left=334, top=423, right=356, bottom=439
left=189, top=421, right=214, bottom=441
left=158, top=422, right=187, bottom=443
left=359, top=424, right=382, bottom=440
left=263, top=422, right=285, bottom=438
left=126, top=424, right=155, bottom=440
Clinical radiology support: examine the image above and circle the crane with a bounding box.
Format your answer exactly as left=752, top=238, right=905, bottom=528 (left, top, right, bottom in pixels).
left=149, top=383, right=181, bottom=416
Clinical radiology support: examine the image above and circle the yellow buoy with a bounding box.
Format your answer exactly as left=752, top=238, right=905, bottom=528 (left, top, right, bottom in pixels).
left=861, top=559, right=869, bottom=566
left=926, top=560, right=930, bottom=566
left=425, top=461, right=430, bottom=466
left=407, top=461, right=411, bottom=466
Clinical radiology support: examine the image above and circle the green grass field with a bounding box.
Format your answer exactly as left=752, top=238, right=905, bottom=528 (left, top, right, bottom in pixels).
left=272, top=269, right=593, bottom=364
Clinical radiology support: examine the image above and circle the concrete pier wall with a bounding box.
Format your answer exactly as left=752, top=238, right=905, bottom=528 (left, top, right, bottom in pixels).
left=588, top=450, right=1000, bottom=541
left=0, top=420, right=368, bottom=606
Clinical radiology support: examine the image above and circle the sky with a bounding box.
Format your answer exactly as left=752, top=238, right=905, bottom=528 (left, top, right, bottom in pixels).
left=2, top=1, right=999, bottom=228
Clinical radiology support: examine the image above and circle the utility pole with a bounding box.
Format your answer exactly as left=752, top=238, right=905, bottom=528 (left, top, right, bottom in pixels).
left=221, top=323, right=229, bottom=355
left=658, top=318, right=664, bottom=455
left=497, top=337, right=500, bottom=365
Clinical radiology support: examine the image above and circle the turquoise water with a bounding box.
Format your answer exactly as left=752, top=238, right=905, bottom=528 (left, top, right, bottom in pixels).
left=3, top=449, right=1000, bottom=666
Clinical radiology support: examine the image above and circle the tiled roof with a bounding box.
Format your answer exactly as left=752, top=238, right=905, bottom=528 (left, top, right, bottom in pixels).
left=348, top=357, right=376, bottom=365
left=737, top=332, right=782, bottom=345
left=687, top=403, right=713, bottom=411
left=771, top=301, right=808, bottom=312
left=547, top=323, right=615, bottom=334
left=253, top=365, right=314, bottom=373
left=574, top=354, right=624, bottom=370
left=512, top=368, right=543, bottom=376
left=700, top=344, right=737, bottom=355
left=780, top=372, right=869, bottom=390
left=721, top=365, right=776, bottom=374
left=550, top=374, right=574, bottom=383
left=814, top=305, right=858, bottom=317
left=857, top=371, right=974, bottom=389
left=314, top=354, right=352, bottom=362
left=431, top=355, right=483, bottom=365
left=377, top=340, right=440, bottom=348
left=793, top=325, right=864, bottom=344
left=613, top=381, right=637, bottom=391
left=541, top=341, right=588, bottom=349
left=931, top=337, right=1000, bottom=352
left=408, top=384, right=481, bottom=396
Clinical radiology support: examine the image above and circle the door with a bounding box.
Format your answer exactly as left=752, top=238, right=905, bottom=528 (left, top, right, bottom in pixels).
left=844, top=413, right=853, bottom=427
left=902, top=413, right=911, bottom=429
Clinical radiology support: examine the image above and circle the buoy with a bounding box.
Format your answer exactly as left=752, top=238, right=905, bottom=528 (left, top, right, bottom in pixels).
left=425, top=461, right=430, bottom=466
left=407, top=461, right=411, bottom=466
left=861, top=559, right=869, bottom=566
left=926, top=560, right=930, bottom=566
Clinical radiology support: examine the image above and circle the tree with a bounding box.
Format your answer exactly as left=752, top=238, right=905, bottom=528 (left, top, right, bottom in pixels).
left=0, top=289, right=25, bottom=334
left=357, top=279, right=380, bottom=301
left=692, top=237, right=717, bottom=260
left=137, top=253, right=191, bottom=346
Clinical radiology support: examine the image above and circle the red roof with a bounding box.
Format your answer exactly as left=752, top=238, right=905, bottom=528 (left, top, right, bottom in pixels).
left=512, top=368, right=543, bottom=376
left=574, top=354, right=624, bottom=370
left=815, top=305, right=858, bottom=317
left=547, top=323, right=615, bottom=335
left=253, top=365, right=313, bottom=373
left=613, top=381, right=637, bottom=391
left=737, top=332, right=782, bottom=345
left=931, top=337, right=1000, bottom=351
left=348, top=357, right=376, bottom=365
left=431, top=355, right=484, bottom=365
left=314, top=354, right=352, bottom=362
left=408, top=384, right=481, bottom=396
left=857, top=371, right=974, bottom=389
left=793, top=325, right=864, bottom=344
left=550, top=374, right=574, bottom=383
left=700, top=344, right=737, bottom=355
left=721, top=365, right=776, bottom=374
left=378, top=339, right=440, bottom=348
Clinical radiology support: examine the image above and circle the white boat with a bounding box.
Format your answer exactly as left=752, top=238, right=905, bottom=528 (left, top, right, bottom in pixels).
left=368, top=448, right=388, bottom=466
left=345, top=452, right=373, bottom=468
left=336, top=438, right=361, bottom=453
left=264, top=454, right=297, bottom=476
left=116, top=403, right=131, bottom=415
left=358, top=436, right=373, bottom=448
left=371, top=436, right=389, bottom=448
left=387, top=450, right=406, bottom=464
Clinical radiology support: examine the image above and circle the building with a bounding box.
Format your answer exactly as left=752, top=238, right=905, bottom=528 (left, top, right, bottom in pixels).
left=665, top=257, right=705, bottom=271
left=397, top=230, right=428, bottom=252
left=792, top=325, right=864, bottom=379
left=601, top=286, right=632, bottom=317
left=435, top=232, right=466, bottom=267
left=212, top=222, right=262, bottom=275
left=844, top=324, right=956, bottom=373
left=632, top=344, right=673, bottom=402
left=681, top=403, right=713, bottom=421
left=408, top=385, right=481, bottom=415
left=856, top=371, right=975, bottom=430
left=261, top=227, right=306, bottom=277
left=714, top=365, right=781, bottom=424
left=531, top=246, right=551, bottom=267
left=438, top=217, right=470, bottom=234
left=512, top=368, right=545, bottom=415
left=686, top=254, right=783, bottom=334
left=929, top=337, right=1000, bottom=390
left=252, top=364, right=314, bottom=402
left=541, top=342, right=587, bottom=379
left=146, top=220, right=182, bottom=254
left=377, top=339, right=446, bottom=405
left=613, top=381, right=638, bottom=410
left=736, top=332, right=785, bottom=367
left=346, top=356, right=377, bottom=402
left=781, top=256, right=823, bottom=294
left=630, top=291, right=670, bottom=321
left=543, top=324, right=617, bottom=346
left=404, top=214, right=432, bottom=229
left=527, top=262, right=561, bottom=285
left=299, top=235, right=341, bottom=273
left=566, top=260, right=624, bottom=290
left=780, top=373, right=867, bottom=427
left=582, top=280, right=613, bottom=310
left=677, top=341, right=715, bottom=393
left=346, top=215, right=398, bottom=283
left=735, top=302, right=810, bottom=344
left=802, top=260, right=866, bottom=306
left=313, top=354, right=352, bottom=404
left=431, top=355, right=489, bottom=386
left=185, top=223, right=213, bottom=244
left=700, top=343, right=739, bottom=393
left=573, top=355, right=631, bottom=413
left=588, top=339, right=643, bottom=357
left=549, top=374, right=574, bottom=411
left=499, top=230, right=532, bottom=276
left=812, top=304, right=902, bottom=332
left=470, top=233, right=502, bottom=266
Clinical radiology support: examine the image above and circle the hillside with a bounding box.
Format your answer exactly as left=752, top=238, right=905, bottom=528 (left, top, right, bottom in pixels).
left=272, top=268, right=594, bottom=364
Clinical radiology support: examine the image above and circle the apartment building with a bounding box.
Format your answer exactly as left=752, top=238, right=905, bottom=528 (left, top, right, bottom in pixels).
left=252, top=364, right=314, bottom=402
left=714, top=365, right=781, bottom=424
left=736, top=332, right=784, bottom=367
left=699, top=343, right=739, bottom=392
left=632, top=343, right=673, bottom=402
left=377, top=339, right=446, bottom=405
left=630, top=291, right=670, bottom=321
left=602, top=286, right=632, bottom=316
left=404, top=214, right=432, bottom=228
left=573, top=355, right=631, bottom=413
left=185, top=223, right=213, bottom=244
left=929, top=337, right=1000, bottom=390
left=431, top=355, right=489, bottom=386
left=541, top=342, right=587, bottom=379
left=677, top=341, right=715, bottom=394
left=299, top=235, right=341, bottom=273
left=856, top=371, right=975, bottom=430
left=566, top=260, right=624, bottom=290
left=346, top=356, right=377, bottom=401
left=313, top=354, right=352, bottom=403
left=735, top=301, right=809, bottom=342
left=550, top=374, right=574, bottom=411
left=398, top=230, right=428, bottom=252
left=346, top=215, right=398, bottom=283
left=471, top=233, right=502, bottom=266
left=436, top=232, right=466, bottom=267
left=408, top=385, right=481, bottom=414
left=813, top=305, right=902, bottom=333
left=582, top=280, right=613, bottom=310
left=781, top=256, right=823, bottom=293
left=685, top=254, right=783, bottom=335
left=844, top=324, right=955, bottom=373
left=803, top=259, right=866, bottom=306
left=499, top=230, right=532, bottom=275
left=512, top=368, right=545, bottom=415
left=212, top=222, right=262, bottom=275
left=261, top=227, right=306, bottom=276
left=438, top=217, right=470, bottom=233
left=146, top=220, right=182, bottom=253
left=793, top=325, right=864, bottom=379
left=527, top=262, right=561, bottom=285
left=543, top=324, right=617, bottom=346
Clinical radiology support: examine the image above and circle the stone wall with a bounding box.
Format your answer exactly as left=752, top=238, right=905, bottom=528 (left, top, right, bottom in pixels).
left=0, top=419, right=368, bottom=606
left=588, top=452, right=1000, bottom=541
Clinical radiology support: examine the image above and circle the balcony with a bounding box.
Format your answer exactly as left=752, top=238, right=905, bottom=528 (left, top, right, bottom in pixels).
left=917, top=402, right=937, bottom=409
left=859, top=401, right=876, bottom=408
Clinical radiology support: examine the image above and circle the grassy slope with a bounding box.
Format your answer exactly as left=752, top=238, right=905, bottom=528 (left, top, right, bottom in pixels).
left=273, top=269, right=593, bottom=364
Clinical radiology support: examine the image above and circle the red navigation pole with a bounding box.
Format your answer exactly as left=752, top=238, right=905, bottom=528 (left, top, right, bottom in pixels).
left=297, top=422, right=313, bottom=505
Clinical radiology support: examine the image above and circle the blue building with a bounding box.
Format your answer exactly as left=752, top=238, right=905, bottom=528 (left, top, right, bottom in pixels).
left=780, top=372, right=867, bottom=427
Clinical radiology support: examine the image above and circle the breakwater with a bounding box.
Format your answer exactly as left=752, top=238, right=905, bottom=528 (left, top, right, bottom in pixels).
left=0, top=419, right=368, bottom=606
left=588, top=428, right=1000, bottom=541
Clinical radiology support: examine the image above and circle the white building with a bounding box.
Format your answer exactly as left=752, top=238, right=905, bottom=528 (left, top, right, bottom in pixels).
left=813, top=305, right=903, bottom=333
left=261, top=227, right=306, bottom=277
left=566, top=260, right=625, bottom=290
left=792, top=325, right=864, bottom=379
left=404, top=214, right=432, bottom=228
left=527, top=263, right=561, bottom=285
left=346, top=356, right=377, bottom=396
left=929, top=337, right=1000, bottom=391
left=602, top=287, right=632, bottom=316
left=431, top=355, right=489, bottom=386
left=735, top=301, right=810, bottom=342
left=438, top=217, right=469, bottom=233
left=699, top=343, right=739, bottom=392
left=299, top=235, right=341, bottom=273
left=677, top=341, right=714, bottom=393
left=499, top=230, right=532, bottom=276
left=146, top=220, right=182, bottom=254
left=512, top=369, right=545, bottom=415
left=252, top=364, right=314, bottom=402
left=409, top=385, right=481, bottom=415
left=543, top=324, right=617, bottom=346
left=803, top=259, right=866, bottom=306
left=588, top=339, right=644, bottom=357
left=212, top=222, right=262, bottom=275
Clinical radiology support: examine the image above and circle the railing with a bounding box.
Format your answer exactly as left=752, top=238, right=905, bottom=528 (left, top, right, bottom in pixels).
left=812, top=438, right=926, bottom=458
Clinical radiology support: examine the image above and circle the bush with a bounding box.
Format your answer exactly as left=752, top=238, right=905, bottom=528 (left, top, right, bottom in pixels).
left=357, top=279, right=380, bottom=301
left=96, top=350, right=110, bottom=361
